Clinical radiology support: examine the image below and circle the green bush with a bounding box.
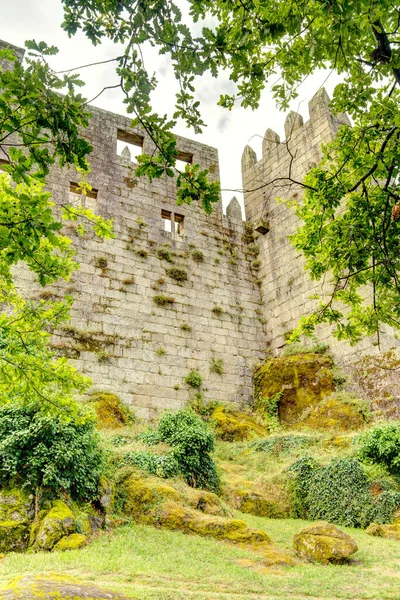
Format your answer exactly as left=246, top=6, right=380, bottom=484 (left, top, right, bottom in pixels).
left=185, top=369, right=202, bottom=388
left=0, top=401, right=105, bottom=501
left=289, top=456, right=400, bottom=528
left=358, top=422, right=400, bottom=476
left=158, top=409, right=220, bottom=493
left=123, top=451, right=180, bottom=479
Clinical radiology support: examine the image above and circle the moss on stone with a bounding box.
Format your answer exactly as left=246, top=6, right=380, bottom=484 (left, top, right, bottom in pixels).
left=118, top=471, right=180, bottom=521
left=295, top=395, right=367, bottom=431
left=0, top=574, right=128, bottom=599
left=53, top=533, right=88, bottom=551
left=211, top=405, right=266, bottom=441
left=89, top=392, right=129, bottom=429
left=0, top=488, right=33, bottom=524
left=157, top=501, right=271, bottom=545
left=366, top=523, right=400, bottom=541
left=33, top=500, right=75, bottom=551
left=293, top=521, right=358, bottom=564
left=231, top=489, right=290, bottom=519
left=0, top=520, right=29, bottom=553
left=254, top=353, right=335, bottom=425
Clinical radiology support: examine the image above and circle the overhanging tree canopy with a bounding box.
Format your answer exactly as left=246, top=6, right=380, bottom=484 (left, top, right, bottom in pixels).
left=59, top=0, right=400, bottom=343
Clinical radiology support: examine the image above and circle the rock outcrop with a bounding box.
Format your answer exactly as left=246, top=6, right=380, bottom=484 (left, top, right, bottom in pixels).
left=293, top=521, right=358, bottom=563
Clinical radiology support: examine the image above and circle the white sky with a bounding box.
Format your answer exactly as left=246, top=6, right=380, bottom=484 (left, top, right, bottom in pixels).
left=1, top=1, right=341, bottom=215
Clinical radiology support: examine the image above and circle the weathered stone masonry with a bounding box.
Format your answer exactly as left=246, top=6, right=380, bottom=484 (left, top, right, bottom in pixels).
left=1, top=40, right=399, bottom=416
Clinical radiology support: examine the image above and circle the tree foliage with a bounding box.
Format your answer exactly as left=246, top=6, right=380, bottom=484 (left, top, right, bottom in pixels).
left=0, top=42, right=112, bottom=408
left=60, top=0, right=400, bottom=341
left=0, top=399, right=105, bottom=501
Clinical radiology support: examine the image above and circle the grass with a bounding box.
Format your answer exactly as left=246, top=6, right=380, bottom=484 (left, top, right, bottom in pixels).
left=2, top=519, right=400, bottom=599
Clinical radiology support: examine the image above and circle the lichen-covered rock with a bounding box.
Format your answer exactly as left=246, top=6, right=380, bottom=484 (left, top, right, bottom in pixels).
left=53, top=533, right=88, bottom=551
left=158, top=501, right=271, bottom=544
left=0, top=575, right=127, bottom=599
left=89, top=392, right=129, bottom=428
left=254, top=354, right=335, bottom=425
left=293, top=521, right=358, bottom=563
left=211, top=405, right=266, bottom=441
left=0, top=521, right=29, bottom=553
left=295, top=396, right=367, bottom=431
left=366, top=523, right=400, bottom=541
left=231, top=489, right=290, bottom=518
left=33, top=500, right=75, bottom=551
left=118, top=470, right=180, bottom=521
left=0, top=489, right=33, bottom=523
left=98, top=477, right=115, bottom=512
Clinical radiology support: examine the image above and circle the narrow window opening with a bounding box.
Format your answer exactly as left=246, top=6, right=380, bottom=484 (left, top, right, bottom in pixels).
left=175, top=150, right=193, bottom=173
left=161, top=209, right=184, bottom=236
left=117, top=129, right=144, bottom=161
left=69, top=182, right=98, bottom=200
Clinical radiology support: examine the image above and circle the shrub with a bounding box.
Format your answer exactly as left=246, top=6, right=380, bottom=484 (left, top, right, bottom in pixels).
left=210, top=357, right=223, bottom=375
left=135, top=247, right=148, bottom=258
left=0, top=400, right=105, bottom=501
left=157, top=409, right=220, bottom=493
left=257, top=393, right=281, bottom=432
left=123, top=451, right=180, bottom=479
left=289, top=456, right=400, bottom=528
left=153, top=294, right=175, bottom=307
left=191, top=248, right=204, bottom=262
left=157, top=245, right=173, bottom=263
left=358, top=422, right=400, bottom=476
left=185, top=369, right=202, bottom=388
left=283, top=341, right=329, bottom=356
left=166, top=266, right=188, bottom=282
left=94, top=256, right=108, bottom=269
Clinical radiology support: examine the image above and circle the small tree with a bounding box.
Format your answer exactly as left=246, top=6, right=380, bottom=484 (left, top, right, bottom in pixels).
left=0, top=400, right=105, bottom=513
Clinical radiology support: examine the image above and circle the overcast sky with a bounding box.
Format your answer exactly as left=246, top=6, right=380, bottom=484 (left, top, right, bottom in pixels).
left=1, top=1, right=340, bottom=214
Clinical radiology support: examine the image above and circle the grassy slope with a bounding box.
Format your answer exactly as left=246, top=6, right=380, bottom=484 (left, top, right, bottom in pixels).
left=1, top=425, right=399, bottom=599
left=1, top=518, right=400, bottom=599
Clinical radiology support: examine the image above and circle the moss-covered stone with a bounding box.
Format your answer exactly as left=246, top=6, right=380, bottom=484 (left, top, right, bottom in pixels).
left=211, top=405, right=266, bottom=441
left=157, top=501, right=271, bottom=544
left=89, top=392, right=129, bottom=428
left=0, top=489, right=33, bottom=524
left=293, top=521, right=358, bottom=564
left=118, top=471, right=180, bottom=521
left=98, top=477, right=115, bottom=512
left=0, top=521, right=29, bottom=553
left=366, top=523, right=400, bottom=541
left=0, top=574, right=128, bottom=599
left=53, top=533, right=88, bottom=551
left=33, top=500, right=75, bottom=551
left=295, top=396, right=367, bottom=431
left=231, top=489, right=290, bottom=518
left=254, top=354, right=335, bottom=425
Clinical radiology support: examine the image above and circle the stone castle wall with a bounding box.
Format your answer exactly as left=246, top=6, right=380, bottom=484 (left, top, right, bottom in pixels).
left=12, top=101, right=266, bottom=418
left=241, top=88, right=399, bottom=362
left=1, top=40, right=399, bottom=417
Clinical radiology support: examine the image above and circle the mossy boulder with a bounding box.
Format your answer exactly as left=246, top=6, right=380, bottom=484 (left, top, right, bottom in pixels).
left=118, top=470, right=180, bottom=521
left=254, top=354, right=335, bottom=425
left=98, top=477, right=115, bottom=512
left=89, top=392, right=130, bottom=428
left=211, top=405, right=266, bottom=441
left=231, top=489, right=290, bottom=518
left=293, top=521, right=358, bottom=564
left=366, top=523, right=400, bottom=541
left=0, top=521, right=29, bottom=553
left=158, top=501, right=271, bottom=544
left=53, top=533, right=88, bottom=551
left=33, top=500, right=76, bottom=551
left=0, top=489, right=33, bottom=523
left=0, top=575, right=128, bottom=599
left=295, top=395, right=368, bottom=431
